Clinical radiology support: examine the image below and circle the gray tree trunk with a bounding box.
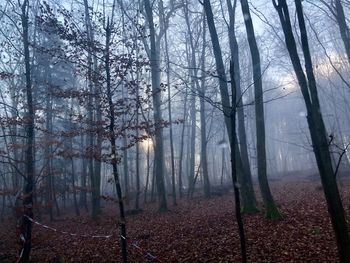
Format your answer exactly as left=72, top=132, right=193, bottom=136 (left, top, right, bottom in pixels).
left=105, top=20, right=128, bottom=262
left=227, top=0, right=257, bottom=212
left=144, top=0, right=168, bottom=212
left=240, top=0, right=280, bottom=219
left=273, top=0, right=350, bottom=260
left=44, top=85, right=53, bottom=221
left=19, top=1, right=35, bottom=261
left=83, top=0, right=100, bottom=219
left=165, top=35, right=177, bottom=205
left=203, top=0, right=257, bottom=213
left=199, top=15, right=211, bottom=197
left=334, top=0, right=350, bottom=65
left=79, top=113, right=88, bottom=211
left=178, top=86, right=188, bottom=198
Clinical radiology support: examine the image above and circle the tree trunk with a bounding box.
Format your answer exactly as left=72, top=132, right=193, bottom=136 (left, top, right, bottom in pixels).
left=178, top=86, right=188, bottom=198
left=198, top=15, right=211, bottom=197
left=105, top=20, right=128, bottom=262
left=144, top=0, right=168, bottom=212
left=79, top=129, right=88, bottom=211
left=164, top=21, right=177, bottom=206
left=44, top=87, right=53, bottom=221
left=135, top=83, right=141, bottom=210
left=226, top=0, right=257, bottom=212
left=273, top=0, right=350, bottom=261
left=19, top=1, right=35, bottom=261
left=122, top=135, right=130, bottom=198
left=203, top=0, right=257, bottom=213
left=144, top=141, right=151, bottom=203
left=240, top=0, right=280, bottom=219
left=230, top=61, right=247, bottom=263
left=83, top=0, right=100, bottom=219
left=69, top=109, right=80, bottom=217
left=71, top=157, right=80, bottom=216
left=188, top=97, right=197, bottom=197
left=334, top=0, right=350, bottom=65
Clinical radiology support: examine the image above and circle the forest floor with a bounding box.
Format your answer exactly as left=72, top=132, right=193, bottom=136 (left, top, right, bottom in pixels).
left=1, top=174, right=350, bottom=263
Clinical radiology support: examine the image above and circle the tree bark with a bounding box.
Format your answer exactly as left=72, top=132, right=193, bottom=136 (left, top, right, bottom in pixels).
left=19, top=0, right=35, bottom=261
left=164, top=22, right=177, bottom=205
left=334, top=0, right=350, bottom=65
left=203, top=0, right=257, bottom=212
left=183, top=1, right=198, bottom=197
left=144, top=0, right=168, bottom=212
left=240, top=0, right=280, bottom=219
left=178, top=86, right=188, bottom=198
left=79, top=123, right=88, bottom=211
left=273, top=0, right=350, bottom=261
left=203, top=2, right=248, bottom=261
left=227, top=0, right=257, bottom=213
left=83, top=0, right=100, bottom=219
left=44, top=84, right=53, bottom=221
left=198, top=14, right=211, bottom=197
left=230, top=61, right=247, bottom=263
left=105, top=20, right=128, bottom=262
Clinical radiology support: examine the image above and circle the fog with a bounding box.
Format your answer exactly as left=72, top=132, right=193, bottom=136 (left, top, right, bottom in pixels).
left=0, top=0, right=350, bottom=262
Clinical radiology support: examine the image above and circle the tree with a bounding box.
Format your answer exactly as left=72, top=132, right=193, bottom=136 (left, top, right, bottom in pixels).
left=230, top=61, right=247, bottom=263
left=226, top=0, right=257, bottom=213
left=83, top=0, right=101, bottom=219
left=240, top=0, right=280, bottom=219
left=183, top=0, right=200, bottom=198
left=19, top=0, right=35, bottom=261
left=144, top=0, right=168, bottom=212
left=273, top=0, right=350, bottom=261
left=203, top=0, right=247, bottom=261
left=316, top=0, right=350, bottom=65
left=105, top=17, right=128, bottom=263
left=163, top=4, right=177, bottom=205
left=198, top=13, right=211, bottom=198
left=334, top=0, right=350, bottom=64
left=203, top=0, right=257, bottom=212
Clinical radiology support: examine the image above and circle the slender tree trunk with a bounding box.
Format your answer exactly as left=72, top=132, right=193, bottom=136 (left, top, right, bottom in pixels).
left=198, top=15, right=211, bottom=197
left=122, top=135, right=129, bottom=197
left=203, top=2, right=248, bottom=260
left=227, top=0, right=257, bottom=213
left=44, top=88, right=53, bottom=221
left=135, top=91, right=141, bottom=210
left=93, top=50, right=102, bottom=217
left=71, top=157, right=80, bottom=216
left=183, top=1, right=199, bottom=197
left=240, top=0, right=280, bottom=218
left=178, top=87, right=188, bottom=198
left=144, top=142, right=151, bottom=203
left=83, top=0, right=100, bottom=219
left=221, top=138, right=227, bottom=185
left=79, top=131, right=88, bottom=211
left=105, top=20, right=128, bottom=262
left=188, top=96, right=197, bottom=196
left=69, top=109, right=80, bottom=217
left=273, top=0, right=350, bottom=261
left=9, top=83, right=20, bottom=192
left=144, top=0, right=168, bottom=212
left=52, top=170, right=60, bottom=217
left=203, top=0, right=257, bottom=213
left=164, top=22, right=177, bottom=206
left=230, top=61, right=247, bottom=263
left=334, top=0, right=350, bottom=65
left=151, top=154, right=157, bottom=202
left=19, top=1, right=35, bottom=261
left=1, top=176, right=5, bottom=222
